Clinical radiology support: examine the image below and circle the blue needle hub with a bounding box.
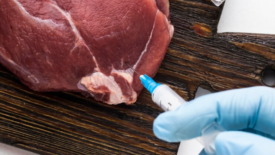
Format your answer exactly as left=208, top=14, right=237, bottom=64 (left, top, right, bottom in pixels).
left=139, top=74, right=161, bottom=94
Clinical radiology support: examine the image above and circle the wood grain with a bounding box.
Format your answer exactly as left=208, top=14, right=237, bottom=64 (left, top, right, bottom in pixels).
left=1, top=0, right=275, bottom=154
left=0, top=64, right=178, bottom=155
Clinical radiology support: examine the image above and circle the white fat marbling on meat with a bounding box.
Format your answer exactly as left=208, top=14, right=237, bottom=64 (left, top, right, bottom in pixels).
left=111, top=68, right=134, bottom=83
left=79, top=69, right=136, bottom=105
left=14, top=0, right=100, bottom=71
left=50, top=3, right=86, bottom=49
left=166, top=18, right=174, bottom=39
left=0, top=47, right=39, bottom=83
left=13, top=0, right=59, bottom=26
left=49, top=3, right=100, bottom=70
left=27, top=75, right=39, bottom=84
left=133, top=10, right=158, bottom=69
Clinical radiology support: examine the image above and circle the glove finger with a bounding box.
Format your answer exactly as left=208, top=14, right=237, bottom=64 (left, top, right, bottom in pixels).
left=215, top=131, right=275, bottom=155
left=153, top=86, right=275, bottom=142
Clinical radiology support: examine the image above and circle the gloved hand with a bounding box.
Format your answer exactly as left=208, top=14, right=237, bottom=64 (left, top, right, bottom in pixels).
left=153, top=86, right=275, bottom=155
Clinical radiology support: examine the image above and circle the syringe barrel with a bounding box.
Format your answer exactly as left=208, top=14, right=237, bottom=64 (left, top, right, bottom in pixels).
left=152, top=85, right=185, bottom=111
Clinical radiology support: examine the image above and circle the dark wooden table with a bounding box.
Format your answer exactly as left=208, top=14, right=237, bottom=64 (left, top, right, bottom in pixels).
left=1, top=0, right=275, bottom=154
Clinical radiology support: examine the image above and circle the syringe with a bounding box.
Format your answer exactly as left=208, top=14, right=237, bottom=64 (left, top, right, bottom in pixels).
left=140, top=74, right=184, bottom=111
left=140, top=74, right=224, bottom=155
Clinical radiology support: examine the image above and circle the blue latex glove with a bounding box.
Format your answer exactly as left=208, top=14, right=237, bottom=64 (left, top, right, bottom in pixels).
left=153, top=86, right=275, bottom=155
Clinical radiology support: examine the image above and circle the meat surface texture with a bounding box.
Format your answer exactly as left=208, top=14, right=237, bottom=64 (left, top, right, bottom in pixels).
left=0, top=0, right=173, bottom=105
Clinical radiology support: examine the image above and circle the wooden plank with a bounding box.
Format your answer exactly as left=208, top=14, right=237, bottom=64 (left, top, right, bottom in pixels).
left=0, top=0, right=274, bottom=154
left=166, top=0, right=275, bottom=94
left=0, top=65, right=178, bottom=154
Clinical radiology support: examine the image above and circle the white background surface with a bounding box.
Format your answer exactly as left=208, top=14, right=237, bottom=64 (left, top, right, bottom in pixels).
left=0, top=143, right=37, bottom=155
left=218, top=0, right=275, bottom=34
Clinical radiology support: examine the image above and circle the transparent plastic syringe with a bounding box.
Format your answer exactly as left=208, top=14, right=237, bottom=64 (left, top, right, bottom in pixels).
left=140, top=74, right=224, bottom=155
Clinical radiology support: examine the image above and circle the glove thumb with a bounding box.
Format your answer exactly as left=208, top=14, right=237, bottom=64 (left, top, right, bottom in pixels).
left=215, top=131, right=275, bottom=155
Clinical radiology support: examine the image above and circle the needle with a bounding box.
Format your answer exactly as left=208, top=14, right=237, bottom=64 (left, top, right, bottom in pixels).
left=125, top=63, right=141, bottom=76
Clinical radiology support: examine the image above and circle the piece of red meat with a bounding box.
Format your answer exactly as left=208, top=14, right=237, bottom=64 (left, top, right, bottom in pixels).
left=0, top=0, right=173, bottom=105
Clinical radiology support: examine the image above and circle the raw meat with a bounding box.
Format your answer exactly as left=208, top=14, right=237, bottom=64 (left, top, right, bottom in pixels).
left=0, top=0, right=174, bottom=104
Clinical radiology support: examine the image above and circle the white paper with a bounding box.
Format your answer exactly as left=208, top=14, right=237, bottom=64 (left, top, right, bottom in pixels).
left=218, top=0, right=275, bottom=34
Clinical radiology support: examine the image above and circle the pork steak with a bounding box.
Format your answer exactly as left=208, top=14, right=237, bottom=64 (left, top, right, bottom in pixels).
left=0, top=0, right=173, bottom=105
